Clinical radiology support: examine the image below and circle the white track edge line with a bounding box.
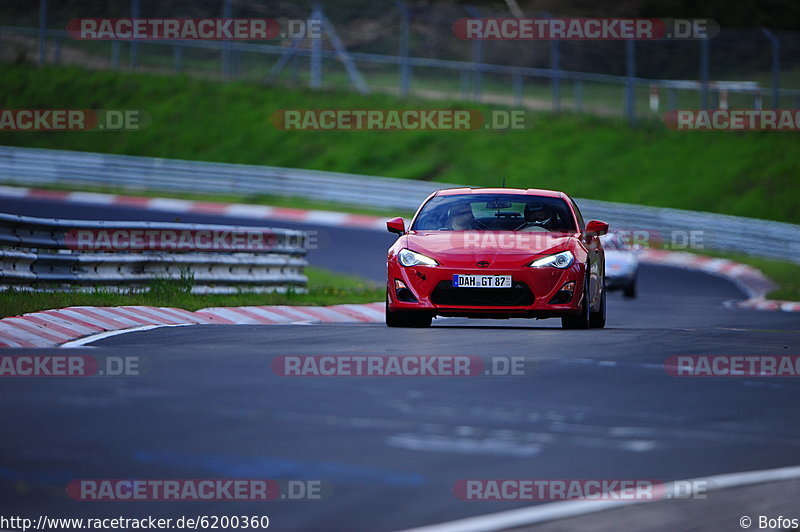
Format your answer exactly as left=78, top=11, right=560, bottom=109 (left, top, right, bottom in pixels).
left=60, top=324, right=193, bottom=348
left=397, top=464, right=800, bottom=532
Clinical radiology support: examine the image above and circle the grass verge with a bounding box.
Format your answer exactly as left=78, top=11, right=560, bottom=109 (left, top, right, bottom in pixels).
left=0, top=266, right=383, bottom=319
left=0, top=64, right=798, bottom=223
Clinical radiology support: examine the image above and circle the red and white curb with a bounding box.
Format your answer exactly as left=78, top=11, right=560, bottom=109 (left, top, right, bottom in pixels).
left=639, top=249, right=800, bottom=312
left=733, top=299, right=800, bottom=313
left=0, top=303, right=384, bottom=348
left=0, top=185, right=386, bottom=230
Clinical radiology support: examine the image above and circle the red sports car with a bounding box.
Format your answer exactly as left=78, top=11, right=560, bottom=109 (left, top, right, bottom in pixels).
left=385, top=187, right=608, bottom=329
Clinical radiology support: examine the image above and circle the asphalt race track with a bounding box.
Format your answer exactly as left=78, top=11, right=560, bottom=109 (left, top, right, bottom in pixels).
left=1, top=197, right=799, bottom=531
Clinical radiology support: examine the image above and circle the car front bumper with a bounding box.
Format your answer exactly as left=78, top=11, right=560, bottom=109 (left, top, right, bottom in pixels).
left=387, top=260, right=587, bottom=319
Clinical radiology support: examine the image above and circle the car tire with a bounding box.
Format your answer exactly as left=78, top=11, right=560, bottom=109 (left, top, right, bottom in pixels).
left=623, top=280, right=637, bottom=299
left=590, top=278, right=606, bottom=329
left=562, top=269, right=591, bottom=330
left=385, top=293, right=432, bottom=328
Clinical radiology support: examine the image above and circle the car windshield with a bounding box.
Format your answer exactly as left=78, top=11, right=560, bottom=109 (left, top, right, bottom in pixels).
left=412, top=194, right=576, bottom=232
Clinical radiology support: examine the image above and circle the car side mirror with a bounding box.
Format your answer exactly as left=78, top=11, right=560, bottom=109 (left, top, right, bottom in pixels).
left=387, top=217, right=406, bottom=235
left=585, top=220, right=609, bottom=237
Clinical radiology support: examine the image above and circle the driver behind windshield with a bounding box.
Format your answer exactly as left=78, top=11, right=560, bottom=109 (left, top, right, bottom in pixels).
left=447, top=203, right=480, bottom=230
left=519, top=202, right=556, bottom=231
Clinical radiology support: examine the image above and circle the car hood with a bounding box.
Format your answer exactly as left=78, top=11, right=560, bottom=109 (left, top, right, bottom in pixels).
left=404, top=231, right=577, bottom=257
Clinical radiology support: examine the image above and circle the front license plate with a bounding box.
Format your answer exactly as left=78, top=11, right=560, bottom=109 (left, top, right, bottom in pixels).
left=452, top=275, right=512, bottom=288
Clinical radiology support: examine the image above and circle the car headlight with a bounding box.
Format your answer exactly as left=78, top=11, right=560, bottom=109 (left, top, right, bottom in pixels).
left=529, top=251, right=574, bottom=269
left=398, top=249, right=438, bottom=267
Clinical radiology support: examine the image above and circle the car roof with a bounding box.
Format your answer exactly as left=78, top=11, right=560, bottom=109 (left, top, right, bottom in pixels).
left=435, top=187, right=566, bottom=199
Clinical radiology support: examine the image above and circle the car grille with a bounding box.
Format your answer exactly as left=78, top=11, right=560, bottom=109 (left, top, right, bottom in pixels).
left=431, top=281, right=534, bottom=306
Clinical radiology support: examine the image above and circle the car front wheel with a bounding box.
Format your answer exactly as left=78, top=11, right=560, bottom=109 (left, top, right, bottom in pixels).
left=589, top=278, right=606, bottom=328
left=562, top=270, right=591, bottom=330
left=386, top=293, right=432, bottom=328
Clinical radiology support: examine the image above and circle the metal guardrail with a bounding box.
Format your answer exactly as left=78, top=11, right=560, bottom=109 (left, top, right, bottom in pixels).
left=0, top=145, right=440, bottom=210
left=576, top=199, right=800, bottom=264
left=0, top=210, right=309, bottom=293
left=1, top=145, right=798, bottom=263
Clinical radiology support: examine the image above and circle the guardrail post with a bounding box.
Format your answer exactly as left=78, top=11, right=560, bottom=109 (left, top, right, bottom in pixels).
left=761, top=28, right=781, bottom=108
left=512, top=72, right=523, bottom=106
left=173, top=44, right=183, bottom=73
left=625, top=39, right=635, bottom=124
left=397, top=1, right=411, bottom=97
left=37, top=0, right=47, bottom=67
left=649, top=84, right=659, bottom=112
left=130, top=0, right=140, bottom=69
left=54, top=37, right=61, bottom=64
left=699, top=37, right=709, bottom=109
left=574, top=80, right=583, bottom=112
left=233, top=50, right=240, bottom=77
left=667, top=87, right=676, bottom=111
left=111, top=41, right=120, bottom=69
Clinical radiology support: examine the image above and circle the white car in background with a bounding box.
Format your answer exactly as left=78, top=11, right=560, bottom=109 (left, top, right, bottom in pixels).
left=601, top=232, right=639, bottom=298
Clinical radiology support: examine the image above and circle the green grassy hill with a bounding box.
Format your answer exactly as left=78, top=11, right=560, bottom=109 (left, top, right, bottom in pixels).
left=0, top=63, right=797, bottom=223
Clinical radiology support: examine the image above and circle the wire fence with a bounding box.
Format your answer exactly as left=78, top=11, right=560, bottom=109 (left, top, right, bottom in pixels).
left=2, top=0, right=800, bottom=122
